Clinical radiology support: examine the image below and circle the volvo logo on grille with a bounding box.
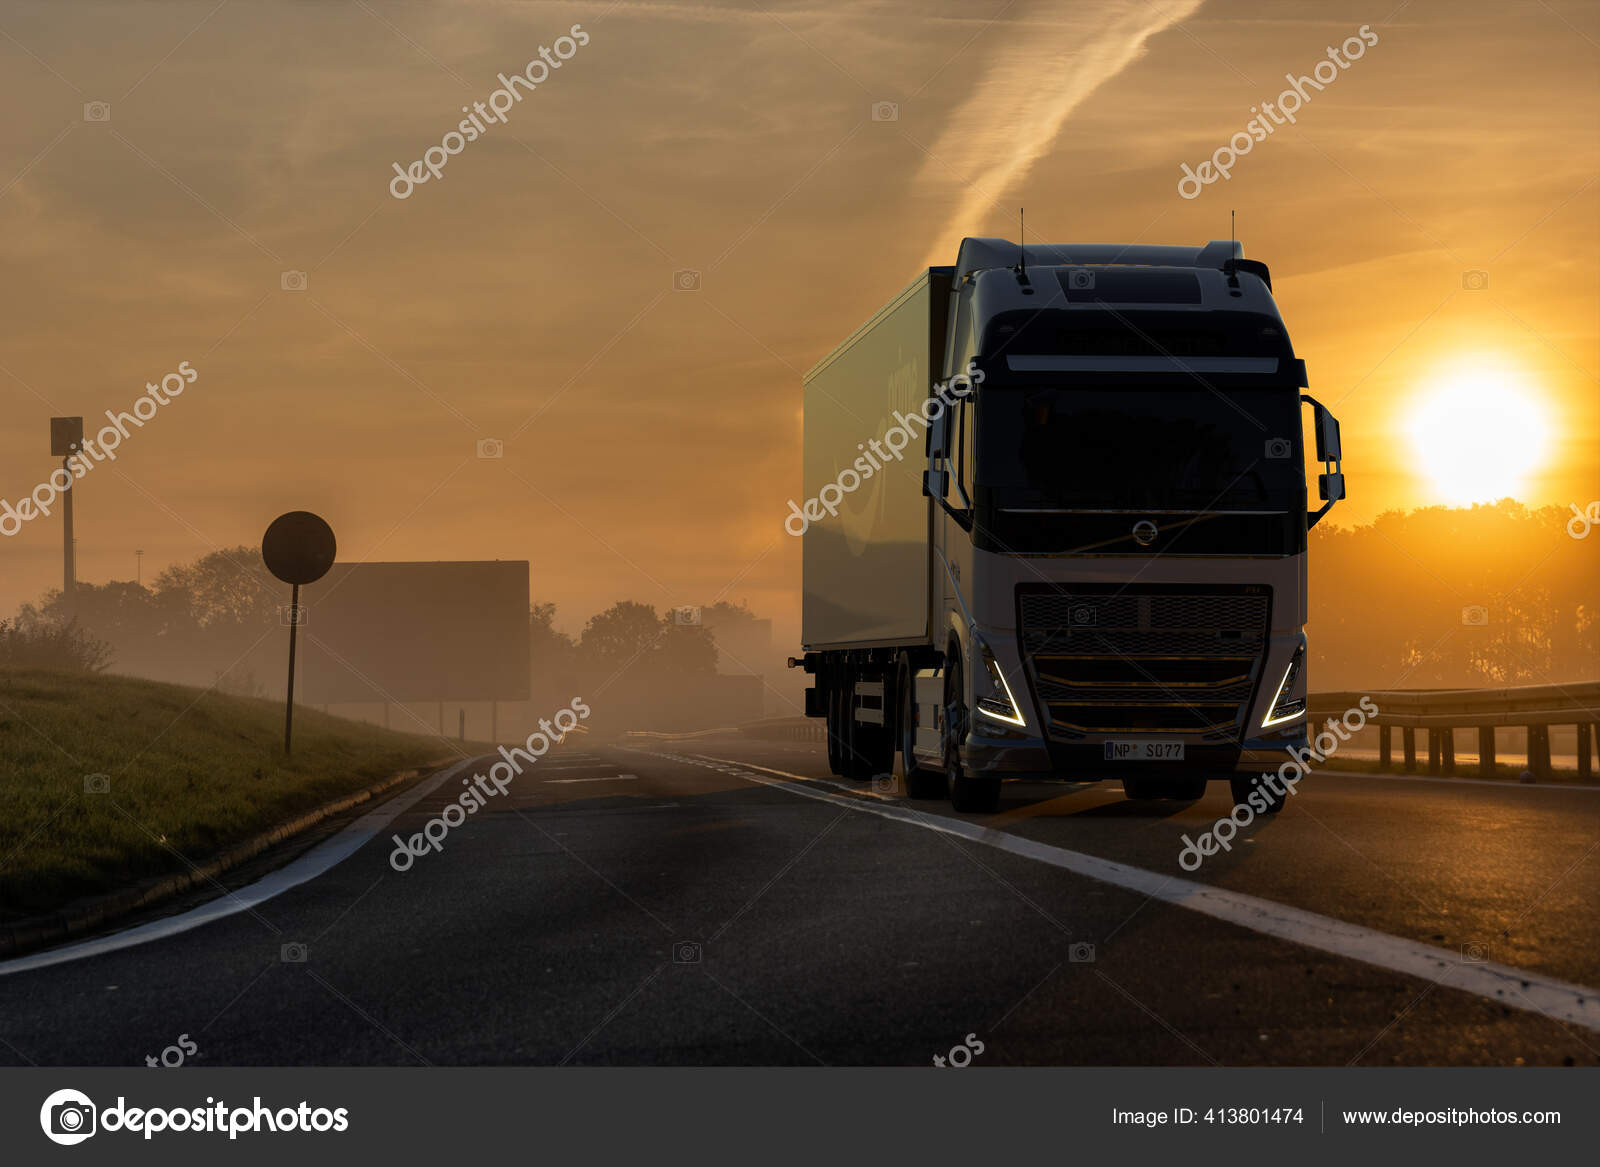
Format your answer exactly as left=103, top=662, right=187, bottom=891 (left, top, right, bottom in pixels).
left=1132, top=520, right=1158, bottom=546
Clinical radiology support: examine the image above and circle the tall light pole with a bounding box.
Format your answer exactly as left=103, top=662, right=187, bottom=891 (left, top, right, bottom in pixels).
left=49, top=418, right=83, bottom=607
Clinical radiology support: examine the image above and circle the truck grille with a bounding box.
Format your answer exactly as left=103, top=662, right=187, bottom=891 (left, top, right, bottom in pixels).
left=1017, top=585, right=1271, bottom=740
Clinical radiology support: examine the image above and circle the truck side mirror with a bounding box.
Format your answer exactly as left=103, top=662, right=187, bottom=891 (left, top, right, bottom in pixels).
left=922, top=468, right=947, bottom=498
left=1315, top=410, right=1341, bottom=463
left=1300, top=393, right=1344, bottom=529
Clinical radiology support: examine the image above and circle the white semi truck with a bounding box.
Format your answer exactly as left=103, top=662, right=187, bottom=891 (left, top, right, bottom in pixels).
left=790, top=237, right=1344, bottom=813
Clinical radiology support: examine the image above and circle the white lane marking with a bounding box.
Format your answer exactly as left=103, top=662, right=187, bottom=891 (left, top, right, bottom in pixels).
left=542, top=774, right=639, bottom=785
left=653, top=750, right=1600, bottom=1034
left=0, top=757, right=482, bottom=978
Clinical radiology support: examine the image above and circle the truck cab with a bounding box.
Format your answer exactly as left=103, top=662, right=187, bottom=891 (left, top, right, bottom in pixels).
left=797, top=238, right=1344, bottom=814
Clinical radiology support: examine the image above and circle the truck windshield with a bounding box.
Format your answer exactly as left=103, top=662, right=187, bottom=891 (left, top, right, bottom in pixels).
left=979, top=384, right=1302, bottom=511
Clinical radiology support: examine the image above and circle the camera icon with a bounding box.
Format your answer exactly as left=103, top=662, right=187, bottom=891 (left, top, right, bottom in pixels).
left=1069, top=941, right=1096, bottom=963
left=1461, top=942, right=1487, bottom=963
left=278, top=603, right=307, bottom=627
left=1067, top=268, right=1096, bottom=291
left=673, top=940, right=702, bottom=964
left=44, top=1092, right=97, bottom=1145
left=870, top=773, right=897, bottom=796
left=281, top=942, right=308, bottom=963
left=672, top=269, right=701, bottom=291
left=871, top=101, right=899, bottom=122
left=1069, top=604, right=1097, bottom=627
left=671, top=605, right=702, bottom=626
left=1264, top=438, right=1292, bottom=459
left=82, top=101, right=111, bottom=123
left=83, top=773, right=110, bottom=794
left=280, top=270, right=308, bottom=292
left=476, top=437, right=504, bottom=459
left=1461, top=605, right=1489, bottom=627
left=1461, top=269, right=1489, bottom=291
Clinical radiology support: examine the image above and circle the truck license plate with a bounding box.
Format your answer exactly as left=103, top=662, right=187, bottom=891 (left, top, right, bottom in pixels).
left=1103, top=740, right=1185, bottom=761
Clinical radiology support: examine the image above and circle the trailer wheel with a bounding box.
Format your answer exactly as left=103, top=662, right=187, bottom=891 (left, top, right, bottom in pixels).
left=852, top=675, right=896, bottom=781
left=944, top=653, right=1000, bottom=814
left=842, top=674, right=880, bottom=780
left=825, top=680, right=848, bottom=777
left=898, top=654, right=943, bottom=799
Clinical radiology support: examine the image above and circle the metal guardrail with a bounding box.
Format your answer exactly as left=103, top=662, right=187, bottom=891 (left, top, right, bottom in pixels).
left=619, top=727, right=741, bottom=742
left=746, top=686, right=1600, bottom=779
left=738, top=716, right=826, bottom=742
left=1308, top=684, right=1600, bottom=779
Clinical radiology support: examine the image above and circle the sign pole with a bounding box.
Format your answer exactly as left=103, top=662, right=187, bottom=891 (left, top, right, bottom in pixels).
left=261, top=510, right=336, bottom=759
left=61, top=456, right=74, bottom=604
left=50, top=419, right=84, bottom=610
left=285, top=582, right=299, bottom=754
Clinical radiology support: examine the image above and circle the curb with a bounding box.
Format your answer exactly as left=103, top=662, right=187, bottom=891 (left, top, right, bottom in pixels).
left=0, top=756, right=461, bottom=960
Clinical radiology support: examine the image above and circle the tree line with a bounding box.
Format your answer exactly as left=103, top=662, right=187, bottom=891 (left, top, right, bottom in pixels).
left=5, top=500, right=1592, bottom=709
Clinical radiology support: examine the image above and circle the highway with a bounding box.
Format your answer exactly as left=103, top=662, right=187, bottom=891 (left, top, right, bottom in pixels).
left=2, top=732, right=1597, bottom=1067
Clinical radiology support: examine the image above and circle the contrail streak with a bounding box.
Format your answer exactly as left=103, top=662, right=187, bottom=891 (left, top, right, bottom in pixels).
left=918, top=0, right=1206, bottom=263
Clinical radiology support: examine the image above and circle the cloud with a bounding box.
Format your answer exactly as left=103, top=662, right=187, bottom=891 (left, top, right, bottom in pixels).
left=915, top=0, right=1205, bottom=261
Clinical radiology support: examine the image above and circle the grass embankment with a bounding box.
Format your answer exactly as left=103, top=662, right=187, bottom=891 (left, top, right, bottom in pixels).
left=0, top=668, right=450, bottom=920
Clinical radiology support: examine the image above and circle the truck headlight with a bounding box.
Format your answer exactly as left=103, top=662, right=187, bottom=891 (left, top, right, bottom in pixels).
left=974, top=638, right=1027, bottom=728
left=1262, top=642, right=1306, bottom=727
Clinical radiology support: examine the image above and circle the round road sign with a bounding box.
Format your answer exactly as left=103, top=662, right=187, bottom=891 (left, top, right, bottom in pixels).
left=262, top=511, right=337, bottom=585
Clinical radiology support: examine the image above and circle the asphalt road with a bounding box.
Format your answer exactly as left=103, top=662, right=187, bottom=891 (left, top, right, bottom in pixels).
left=2, top=732, right=1597, bottom=1067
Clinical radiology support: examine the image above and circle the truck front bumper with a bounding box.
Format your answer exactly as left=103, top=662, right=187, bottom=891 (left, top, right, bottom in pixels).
left=963, top=724, right=1310, bottom=782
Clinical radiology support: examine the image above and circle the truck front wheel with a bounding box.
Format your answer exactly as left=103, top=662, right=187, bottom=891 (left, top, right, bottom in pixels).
left=944, top=653, right=1000, bottom=814
left=899, top=654, right=944, bottom=799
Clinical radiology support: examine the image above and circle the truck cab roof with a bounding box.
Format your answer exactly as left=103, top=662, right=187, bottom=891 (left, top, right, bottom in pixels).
left=957, top=236, right=1275, bottom=308
left=954, top=237, right=1253, bottom=285
left=948, top=238, right=1297, bottom=382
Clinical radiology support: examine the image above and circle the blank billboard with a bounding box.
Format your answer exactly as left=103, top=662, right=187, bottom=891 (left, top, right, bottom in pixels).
left=297, top=561, right=529, bottom=704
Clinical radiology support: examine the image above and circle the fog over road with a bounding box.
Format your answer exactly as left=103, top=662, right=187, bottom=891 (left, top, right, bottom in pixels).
left=3, top=734, right=1597, bottom=1067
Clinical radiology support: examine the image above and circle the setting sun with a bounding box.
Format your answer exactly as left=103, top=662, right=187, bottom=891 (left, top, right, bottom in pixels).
left=1404, top=357, right=1551, bottom=504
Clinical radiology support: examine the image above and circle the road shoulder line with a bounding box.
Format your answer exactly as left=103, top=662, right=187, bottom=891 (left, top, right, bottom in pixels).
left=0, top=757, right=479, bottom=978
left=654, top=750, right=1600, bottom=1035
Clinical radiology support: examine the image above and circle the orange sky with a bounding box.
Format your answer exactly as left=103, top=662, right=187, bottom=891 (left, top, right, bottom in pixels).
left=1, top=0, right=1596, bottom=653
